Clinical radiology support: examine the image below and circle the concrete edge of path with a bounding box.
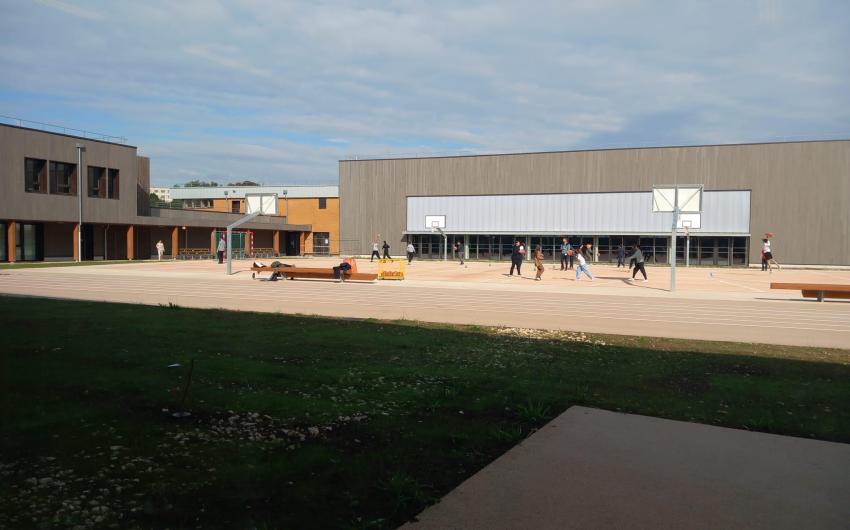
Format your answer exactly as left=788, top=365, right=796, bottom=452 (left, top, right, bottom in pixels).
left=401, top=406, right=850, bottom=530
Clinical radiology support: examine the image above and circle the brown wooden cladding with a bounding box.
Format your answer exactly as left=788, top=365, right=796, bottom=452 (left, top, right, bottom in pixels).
left=340, top=140, right=850, bottom=265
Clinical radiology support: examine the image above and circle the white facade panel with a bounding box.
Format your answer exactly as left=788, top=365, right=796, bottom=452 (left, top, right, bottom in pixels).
left=406, top=191, right=750, bottom=235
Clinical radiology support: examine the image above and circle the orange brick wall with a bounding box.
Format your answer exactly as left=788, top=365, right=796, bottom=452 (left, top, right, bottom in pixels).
left=188, top=196, right=340, bottom=254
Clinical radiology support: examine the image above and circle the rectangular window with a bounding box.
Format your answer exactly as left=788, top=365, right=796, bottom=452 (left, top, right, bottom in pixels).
left=231, top=200, right=240, bottom=213
left=318, top=197, right=327, bottom=209
left=312, top=232, right=330, bottom=255
left=88, top=166, right=106, bottom=198
left=25, top=158, right=47, bottom=193
left=107, top=168, right=119, bottom=199
left=49, top=161, right=77, bottom=195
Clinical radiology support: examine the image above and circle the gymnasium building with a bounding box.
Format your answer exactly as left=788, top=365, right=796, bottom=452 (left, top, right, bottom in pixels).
left=339, top=140, right=850, bottom=266
left=0, top=123, right=327, bottom=262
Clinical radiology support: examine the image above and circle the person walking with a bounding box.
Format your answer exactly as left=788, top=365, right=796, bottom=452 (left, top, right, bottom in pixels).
left=575, top=246, right=593, bottom=281
left=760, top=246, right=768, bottom=271
left=370, top=241, right=381, bottom=262
left=762, top=236, right=780, bottom=272
left=217, top=234, right=227, bottom=264
left=382, top=240, right=391, bottom=259
left=509, top=240, right=523, bottom=276
left=533, top=245, right=545, bottom=280
left=616, top=244, right=626, bottom=268
left=626, top=244, right=648, bottom=282
left=156, top=240, right=165, bottom=261
left=455, top=240, right=465, bottom=265
left=406, top=242, right=416, bottom=264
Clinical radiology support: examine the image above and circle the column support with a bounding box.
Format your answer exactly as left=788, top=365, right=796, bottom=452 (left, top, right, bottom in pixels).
left=273, top=230, right=280, bottom=256
left=7, top=221, right=16, bottom=263
left=171, top=226, right=179, bottom=259
left=126, top=225, right=135, bottom=260
left=210, top=229, right=217, bottom=255
left=73, top=223, right=80, bottom=261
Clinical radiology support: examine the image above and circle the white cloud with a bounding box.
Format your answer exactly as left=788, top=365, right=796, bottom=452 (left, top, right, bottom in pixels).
left=1, top=0, right=848, bottom=186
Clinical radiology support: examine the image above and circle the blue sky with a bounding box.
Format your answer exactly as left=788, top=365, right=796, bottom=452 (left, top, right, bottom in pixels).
left=1, top=0, right=848, bottom=186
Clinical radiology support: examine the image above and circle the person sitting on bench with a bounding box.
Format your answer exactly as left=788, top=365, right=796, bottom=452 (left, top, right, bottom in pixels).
left=333, top=261, right=352, bottom=282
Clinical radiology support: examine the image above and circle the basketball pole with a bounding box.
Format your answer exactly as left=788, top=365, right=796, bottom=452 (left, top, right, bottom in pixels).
left=670, top=187, right=678, bottom=293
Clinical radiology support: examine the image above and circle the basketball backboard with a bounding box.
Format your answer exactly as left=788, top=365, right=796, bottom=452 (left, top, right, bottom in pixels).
left=425, top=215, right=446, bottom=229
left=245, top=193, right=278, bottom=215
left=677, top=213, right=701, bottom=229
left=652, top=186, right=703, bottom=213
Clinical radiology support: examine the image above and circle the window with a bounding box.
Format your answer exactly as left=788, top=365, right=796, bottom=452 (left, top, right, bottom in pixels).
left=318, top=197, right=327, bottom=209
left=313, top=232, right=330, bottom=255
left=107, top=168, right=119, bottom=199
left=231, top=200, right=241, bottom=213
left=25, top=158, right=47, bottom=193
left=49, top=161, right=77, bottom=195
left=88, top=166, right=106, bottom=198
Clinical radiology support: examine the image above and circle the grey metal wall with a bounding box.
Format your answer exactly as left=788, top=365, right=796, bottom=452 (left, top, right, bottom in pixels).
left=406, top=191, right=750, bottom=235
left=340, top=140, right=850, bottom=265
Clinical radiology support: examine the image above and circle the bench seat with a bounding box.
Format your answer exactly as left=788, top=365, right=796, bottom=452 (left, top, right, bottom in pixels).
left=251, top=266, right=377, bottom=282
left=770, top=282, right=850, bottom=302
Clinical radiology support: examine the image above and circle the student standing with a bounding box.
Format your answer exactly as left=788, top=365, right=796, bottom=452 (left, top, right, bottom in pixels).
left=382, top=240, right=391, bottom=259
left=370, top=241, right=381, bottom=262
left=509, top=241, right=523, bottom=276
left=455, top=241, right=465, bottom=265
left=560, top=238, right=570, bottom=270
left=626, top=244, right=648, bottom=282
left=575, top=247, right=593, bottom=281
left=156, top=240, right=165, bottom=261
left=534, top=245, right=545, bottom=280
left=406, top=242, right=416, bottom=264
left=217, top=235, right=227, bottom=264
left=616, top=244, right=626, bottom=268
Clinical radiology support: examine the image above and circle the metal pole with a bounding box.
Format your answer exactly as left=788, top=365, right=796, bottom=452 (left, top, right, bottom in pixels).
left=76, top=145, right=85, bottom=262
left=670, top=188, right=678, bottom=292
left=226, top=227, right=232, bottom=275
left=443, top=234, right=447, bottom=261
left=685, top=233, right=690, bottom=267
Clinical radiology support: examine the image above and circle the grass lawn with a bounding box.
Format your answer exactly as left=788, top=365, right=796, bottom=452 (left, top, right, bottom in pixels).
left=2, top=296, right=849, bottom=529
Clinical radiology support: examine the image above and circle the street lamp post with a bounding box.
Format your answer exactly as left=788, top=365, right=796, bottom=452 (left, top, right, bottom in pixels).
left=76, top=144, right=86, bottom=262
left=282, top=189, right=288, bottom=222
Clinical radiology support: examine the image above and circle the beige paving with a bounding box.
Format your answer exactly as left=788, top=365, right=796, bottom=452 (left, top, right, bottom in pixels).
left=401, top=406, right=850, bottom=530
left=1, top=258, right=849, bottom=348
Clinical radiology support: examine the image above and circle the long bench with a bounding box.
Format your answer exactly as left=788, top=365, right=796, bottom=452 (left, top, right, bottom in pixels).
left=251, top=265, right=378, bottom=283
left=178, top=248, right=214, bottom=260
left=770, top=282, right=850, bottom=302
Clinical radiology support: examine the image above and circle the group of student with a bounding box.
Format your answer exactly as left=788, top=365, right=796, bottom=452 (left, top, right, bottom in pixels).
left=506, top=238, right=648, bottom=282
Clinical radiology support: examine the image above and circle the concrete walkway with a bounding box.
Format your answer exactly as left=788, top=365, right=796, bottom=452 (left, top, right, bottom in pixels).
left=402, top=406, right=850, bottom=530
left=1, top=259, right=849, bottom=348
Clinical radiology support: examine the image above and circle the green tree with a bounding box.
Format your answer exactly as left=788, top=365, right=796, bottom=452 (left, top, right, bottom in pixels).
left=183, top=180, right=219, bottom=187
left=227, top=180, right=260, bottom=186
left=148, top=192, right=160, bottom=206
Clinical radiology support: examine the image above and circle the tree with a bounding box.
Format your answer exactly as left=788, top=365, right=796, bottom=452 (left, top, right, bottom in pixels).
left=149, top=192, right=160, bottom=206
left=227, top=180, right=260, bottom=186
left=182, top=180, right=219, bottom=187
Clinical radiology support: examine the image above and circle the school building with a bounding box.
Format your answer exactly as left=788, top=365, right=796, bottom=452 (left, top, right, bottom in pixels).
left=0, top=123, right=316, bottom=262
left=339, top=139, right=850, bottom=267
left=169, top=185, right=339, bottom=255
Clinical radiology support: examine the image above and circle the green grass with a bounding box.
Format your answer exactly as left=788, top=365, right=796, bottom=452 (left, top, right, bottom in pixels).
left=1, top=296, right=848, bottom=529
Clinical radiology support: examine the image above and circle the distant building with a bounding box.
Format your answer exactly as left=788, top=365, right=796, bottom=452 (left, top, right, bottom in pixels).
left=149, top=187, right=172, bottom=202
left=170, top=185, right=339, bottom=255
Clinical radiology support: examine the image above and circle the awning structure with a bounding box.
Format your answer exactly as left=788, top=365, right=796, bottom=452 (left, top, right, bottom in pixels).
left=406, top=191, right=750, bottom=237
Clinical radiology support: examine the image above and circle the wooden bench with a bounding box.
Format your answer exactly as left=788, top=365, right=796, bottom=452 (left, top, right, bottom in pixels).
left=178, top=248, right=213, bottom=260
left=251, top=265, right=378, bottom=283
left=770, top=282, right=850, bottom=302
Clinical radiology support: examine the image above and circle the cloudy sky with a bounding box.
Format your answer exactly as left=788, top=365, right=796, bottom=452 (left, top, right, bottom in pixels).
left=1, top=1, right=848, bottom=186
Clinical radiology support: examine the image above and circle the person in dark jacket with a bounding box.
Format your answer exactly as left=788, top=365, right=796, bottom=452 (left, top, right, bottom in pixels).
left=382, top=241, right=391, bottom=259
left=455, top=241, right=465, bottom=265
left=626, top=244, right=648, bottom=281
left=509, top=240, right=523, bottom=276
left=616, top=244, right=626, bottom=268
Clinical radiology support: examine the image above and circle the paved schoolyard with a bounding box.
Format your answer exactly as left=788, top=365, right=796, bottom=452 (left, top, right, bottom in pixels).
left=1, top=258, right=849, bottom=348
left=400, top=406, right=850, bottom=530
